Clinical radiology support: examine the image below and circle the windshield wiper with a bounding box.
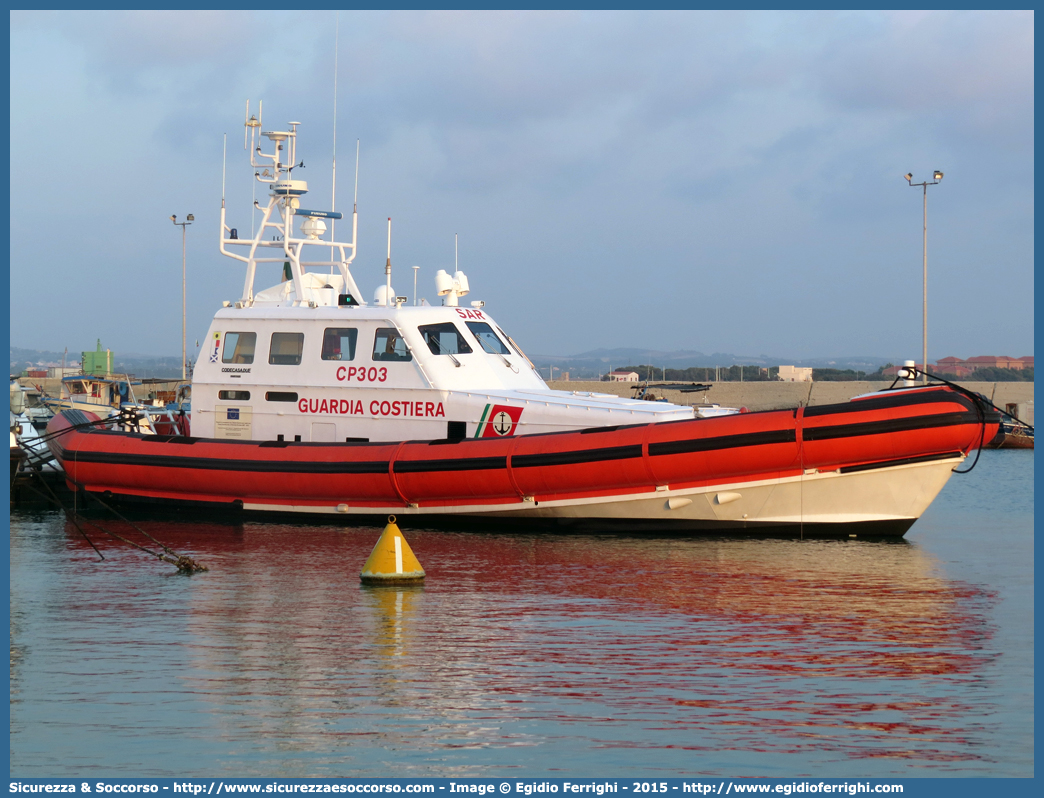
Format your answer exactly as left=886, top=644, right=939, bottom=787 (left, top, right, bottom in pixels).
left=428, top=334, right=463, bottom=367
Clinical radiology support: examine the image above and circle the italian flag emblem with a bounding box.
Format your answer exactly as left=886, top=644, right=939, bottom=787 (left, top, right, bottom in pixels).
left=475, top=404, right=523, bottom=437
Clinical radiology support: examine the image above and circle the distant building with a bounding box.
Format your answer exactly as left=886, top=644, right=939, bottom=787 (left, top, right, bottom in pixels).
left=607, top=371, right=639, bottom=382
left=777, top=365, right=812, bottom=382
left=47, top=366, right=82, bottom=379
left=933, top=357, right=971, bottom=377
left=560, top=371, right=570, bottom=381
left=965, top=355, right=1026, bottom=370
left=931, top=356, right=1033, bottom=376
left=82, top=339, right=114, bottom=376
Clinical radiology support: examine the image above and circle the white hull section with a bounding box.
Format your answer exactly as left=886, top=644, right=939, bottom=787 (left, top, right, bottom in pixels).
left=242, top=455, right=964, bottom=533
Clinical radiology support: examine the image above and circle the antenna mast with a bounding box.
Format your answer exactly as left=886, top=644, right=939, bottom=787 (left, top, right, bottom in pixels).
left=385, top=217, right=392, bottom=300
left=330, top=11, right=339, bottom=266
left=222, top=133, right=227, bottom=204
left=254, top=101, right=263, bottom=236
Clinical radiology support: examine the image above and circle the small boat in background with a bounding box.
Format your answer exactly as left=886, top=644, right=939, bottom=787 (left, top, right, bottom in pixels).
left=42, top=373, right=143, bottom=413
left=984, top=402, right=1034, bottom=449
left=39, top=373, right=190, bottom=436
left=631, top=381, right=743, bottom=417
left=995, top=423, right=1033, bottom=449
left=985, top=405, right=1035, bottom=449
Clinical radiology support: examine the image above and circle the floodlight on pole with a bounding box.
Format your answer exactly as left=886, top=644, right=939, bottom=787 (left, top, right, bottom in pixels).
left=903, top=171, right=943, bottom=384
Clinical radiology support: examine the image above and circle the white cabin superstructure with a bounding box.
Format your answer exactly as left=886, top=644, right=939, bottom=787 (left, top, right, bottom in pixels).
left=200, top=110, right=696, bottom=444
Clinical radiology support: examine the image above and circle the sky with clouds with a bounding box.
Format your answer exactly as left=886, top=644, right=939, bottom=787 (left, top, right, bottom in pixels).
left=9, top=10, right=1034, bottom=362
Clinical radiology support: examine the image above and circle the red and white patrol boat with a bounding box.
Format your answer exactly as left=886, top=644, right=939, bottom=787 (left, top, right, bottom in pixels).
left=46, top=113, right=999, bottom=537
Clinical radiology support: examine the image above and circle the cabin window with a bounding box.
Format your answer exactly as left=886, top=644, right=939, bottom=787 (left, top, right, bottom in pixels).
left=266, top=391, right=298, bottom=402
left=372, top=328, right=412, bottom=361
left=269, top=332, right=304, bottom=365
left=322, top=328, right=358, bottom=361
left=219, top=390, right=251, bottom=401
left=419, top=323, right=473, bottom=356
left=222, top=332, right=256, bottom=364
left=465, top=321, right=511, bottom=355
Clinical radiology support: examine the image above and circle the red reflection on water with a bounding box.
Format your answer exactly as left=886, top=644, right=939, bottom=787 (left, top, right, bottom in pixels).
left=57, top=517, right=998, bottom=763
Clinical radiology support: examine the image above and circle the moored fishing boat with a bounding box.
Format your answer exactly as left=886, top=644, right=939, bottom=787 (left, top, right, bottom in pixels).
left=984, top=419, right=1034, bottom=449
left=46, top=110, right=1000, bottom=536
left=982, top=402, right=1034, bottom=449
left=41, top=373, right=159, bottom=434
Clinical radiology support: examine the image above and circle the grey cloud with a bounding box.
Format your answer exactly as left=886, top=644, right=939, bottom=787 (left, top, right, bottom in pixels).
left=10, top=10, right=1033, bottom=359
left=14, top=10, right=322, bottom=98
left=814, top=10, right=1033, bottom=141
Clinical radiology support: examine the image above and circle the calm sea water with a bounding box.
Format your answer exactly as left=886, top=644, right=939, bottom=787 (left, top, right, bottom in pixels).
left=9, top=450, right=1033, bottom=778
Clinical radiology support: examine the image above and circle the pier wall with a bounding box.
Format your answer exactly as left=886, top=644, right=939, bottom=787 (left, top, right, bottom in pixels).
left=17, top=377, right=182, bottom=398
left=548, top=380, right=1034, bottom=414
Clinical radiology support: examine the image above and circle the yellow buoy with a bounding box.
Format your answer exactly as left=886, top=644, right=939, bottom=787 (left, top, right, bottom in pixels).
left=360, top=516, right=426, bottom=585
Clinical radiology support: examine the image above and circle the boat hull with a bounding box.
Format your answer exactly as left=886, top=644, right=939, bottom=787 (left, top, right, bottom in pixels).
left=45, top=385, right=997, bottom=537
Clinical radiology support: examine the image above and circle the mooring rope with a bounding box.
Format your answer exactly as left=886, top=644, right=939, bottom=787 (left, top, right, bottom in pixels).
left=16, top=416, right=207, bottom=572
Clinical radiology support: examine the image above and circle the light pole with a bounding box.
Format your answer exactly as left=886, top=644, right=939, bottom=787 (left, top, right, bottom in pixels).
left=904, top=171, right=943, bottom=384
left=171, top=214, right=194, bottom=380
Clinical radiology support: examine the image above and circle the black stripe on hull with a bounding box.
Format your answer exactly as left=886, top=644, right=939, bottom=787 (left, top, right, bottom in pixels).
left=649, top=429, right=796, bottom=457
left=66, top=450, right=390, bottom=475
left=512, top=444, right=643, bottom=469
left=394, top=456, right=508, bottom=473
left=839, top=451, right=963, bottom=474
left=803, top=411, right=980, bottom=442
left=804, top=389, right=975, bottom=417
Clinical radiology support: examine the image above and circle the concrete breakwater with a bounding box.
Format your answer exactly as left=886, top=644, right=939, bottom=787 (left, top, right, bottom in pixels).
left=548, top=380, right=1034, bottom=417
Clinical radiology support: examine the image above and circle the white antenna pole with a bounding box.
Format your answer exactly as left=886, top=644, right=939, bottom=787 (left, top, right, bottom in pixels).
left=244, top=100, right=249, bottom=150
left=353, top=139, right=360, bottom=211
left=222, top=133, right=227, bottom=203
left=412, top=265, right=419, bottom=305
left=249, top=99, right=258, bottom=238
left=349, top=139, right=359, bottom=278
left=330, top=11, right=339, bottom=267
left=455, top=233, right=458, bottom=271
left=251, top=160, right=256, bottom=239
left=385, top=217, right=393, bottom=300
